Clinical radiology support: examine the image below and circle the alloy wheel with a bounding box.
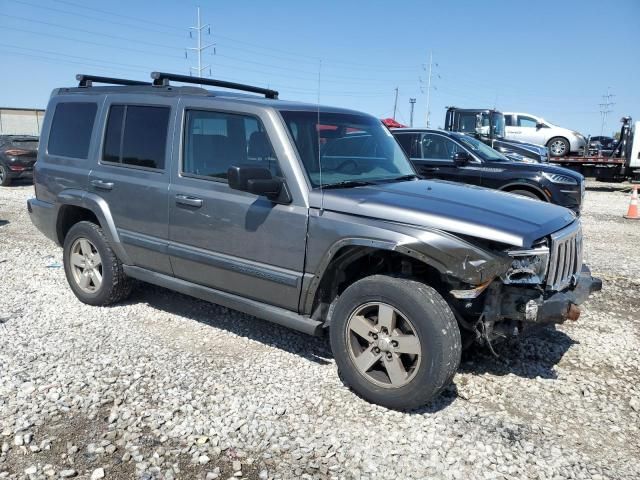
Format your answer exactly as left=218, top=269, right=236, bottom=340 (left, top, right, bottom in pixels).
left=550, top=140, right=567, bottom=156
left=69, top=237, right=103, bottom=293
left=346, top=302, right=421, bottom=389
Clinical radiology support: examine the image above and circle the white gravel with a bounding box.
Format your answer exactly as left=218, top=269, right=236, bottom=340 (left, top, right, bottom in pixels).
left=0, top=180, right=639, bottom=480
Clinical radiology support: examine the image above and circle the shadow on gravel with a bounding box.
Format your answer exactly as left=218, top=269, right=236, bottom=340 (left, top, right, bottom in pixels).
left=123, top=284, right=334, bottom=365
left=0, top=219, right=8, bottom=227
left=460, top=326, right=577, bottom=380
left=585, top=184, right=629, bottom=193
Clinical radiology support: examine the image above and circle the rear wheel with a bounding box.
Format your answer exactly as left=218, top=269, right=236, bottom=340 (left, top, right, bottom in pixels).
left=63, top=221, right=133, bottom=306
left=547, top=137, right=570, bottom=157
left=330, top=275, right=461, bottom=410
left=0, top=165, right=11, bottom=186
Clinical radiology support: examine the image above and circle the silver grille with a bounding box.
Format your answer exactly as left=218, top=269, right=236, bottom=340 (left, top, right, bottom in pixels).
left=546, top=221, right=582, bottom=291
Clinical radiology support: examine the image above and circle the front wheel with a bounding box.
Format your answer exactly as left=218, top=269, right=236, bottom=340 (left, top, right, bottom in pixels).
left=330, top=275, right=461, bottom=410
left=547, top=137, right=570, bottom=157
left=509, top=189, right=544, bottom=201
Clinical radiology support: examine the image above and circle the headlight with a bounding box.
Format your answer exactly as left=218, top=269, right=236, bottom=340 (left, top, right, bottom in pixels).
left=542, top=172, right=578, bottom=185
left=502, top=246, right=549, bottom=285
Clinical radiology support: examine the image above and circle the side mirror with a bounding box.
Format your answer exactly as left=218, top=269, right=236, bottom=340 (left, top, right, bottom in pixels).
left=536, top=122, right=545, bottom=129
left=452, top=151, right=471, bottom=166
left=227, top=165, right=289, bottom=203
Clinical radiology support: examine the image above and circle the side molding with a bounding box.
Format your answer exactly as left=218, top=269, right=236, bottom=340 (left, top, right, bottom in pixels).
left=123, top=265, right=323, bottom=336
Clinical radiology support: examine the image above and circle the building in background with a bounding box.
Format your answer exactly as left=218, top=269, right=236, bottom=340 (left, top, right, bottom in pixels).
left=0, top=108, right=45, bottom=136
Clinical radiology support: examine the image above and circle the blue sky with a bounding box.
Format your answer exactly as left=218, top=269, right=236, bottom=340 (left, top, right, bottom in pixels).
left=0, top=0, right=638, bottom=136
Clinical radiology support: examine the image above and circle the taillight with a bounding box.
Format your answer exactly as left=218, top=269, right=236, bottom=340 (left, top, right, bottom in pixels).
left=4, top=149, right=30, bottom=156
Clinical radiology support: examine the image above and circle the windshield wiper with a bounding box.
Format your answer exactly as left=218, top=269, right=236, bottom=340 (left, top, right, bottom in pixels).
left=388, top=174, right=419, bottom=182
left=321, top=180, right=378, bottom=189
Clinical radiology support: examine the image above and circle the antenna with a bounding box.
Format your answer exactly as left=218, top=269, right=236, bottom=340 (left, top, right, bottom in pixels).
left=187, top=7, right=215, bottom=81
left=317, top=59, right=324, bottom=213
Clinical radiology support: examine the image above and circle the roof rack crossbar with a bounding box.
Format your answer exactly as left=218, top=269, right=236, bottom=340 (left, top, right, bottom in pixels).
left=150, top=72, right=279, bottom=99
left=76, top=74, right=152, bottom=88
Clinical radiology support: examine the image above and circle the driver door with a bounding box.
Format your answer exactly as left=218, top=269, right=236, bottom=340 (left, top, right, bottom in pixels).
left=167, top=101, right=308, bottom=311
left=413, top=133, right=481, bottom=186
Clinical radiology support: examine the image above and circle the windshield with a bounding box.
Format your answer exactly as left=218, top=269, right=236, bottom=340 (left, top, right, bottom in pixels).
left=454, top=134, right=509, bottom=162
left=280, top=110, right=414, bottom=187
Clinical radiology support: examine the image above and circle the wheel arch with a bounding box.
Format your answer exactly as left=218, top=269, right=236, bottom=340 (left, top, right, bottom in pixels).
left=303, top=241, right=448, bottom=325
left=55, top=190, right=132, bottom=264
left=499, top=182, right=549, bottom=201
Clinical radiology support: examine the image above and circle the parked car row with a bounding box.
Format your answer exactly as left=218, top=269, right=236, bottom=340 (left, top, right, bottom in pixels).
left=26, top=72, right=601, bottom=410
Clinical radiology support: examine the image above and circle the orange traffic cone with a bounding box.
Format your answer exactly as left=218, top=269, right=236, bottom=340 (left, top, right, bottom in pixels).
left=624, top=185, right=640, bottom=220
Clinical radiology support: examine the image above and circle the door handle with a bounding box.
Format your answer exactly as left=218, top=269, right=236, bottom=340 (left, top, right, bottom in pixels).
left=90, top=179, right=114, bottom=190
left=175, top=194, right=203, bottom=208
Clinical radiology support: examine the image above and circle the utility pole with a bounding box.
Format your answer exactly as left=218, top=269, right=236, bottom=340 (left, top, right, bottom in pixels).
left=187, top=7, right=215, bottom=78
left=393, top=87, right=399, bottom=120
left=599, top=87, right=615, bottom=136
left=409, top=98, right=416, bottom=127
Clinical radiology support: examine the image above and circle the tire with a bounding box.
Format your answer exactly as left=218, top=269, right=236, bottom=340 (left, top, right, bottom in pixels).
left=330, top=275, right=461, bottom=410
left=63, top=221, right=133, bottom=306
left=547, top=137, right=570, bottom=157
left=509, top=189, right=543, bottom=201
left=0, top=164, right=12, bottom=186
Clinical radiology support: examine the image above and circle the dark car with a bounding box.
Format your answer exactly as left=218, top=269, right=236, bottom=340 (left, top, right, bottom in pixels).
left=0, top=135, right=39, bottom=186
left=392, top=128, right=584, bottom=213
left=587, top=136, right=618, bottom=156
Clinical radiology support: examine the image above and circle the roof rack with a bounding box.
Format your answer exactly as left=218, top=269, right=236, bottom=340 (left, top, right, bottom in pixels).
left=76, top=74, right=151, bottom=87
left=150, top=71, right=279, bottom=99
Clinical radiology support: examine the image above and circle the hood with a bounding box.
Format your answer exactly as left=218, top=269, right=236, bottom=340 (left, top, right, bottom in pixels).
left=493, top=138, right=547, bottom=160
left=312, top=180, right=576, bottom=248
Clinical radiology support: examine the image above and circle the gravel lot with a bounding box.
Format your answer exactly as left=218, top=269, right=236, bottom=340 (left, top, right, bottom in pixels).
left=1, top=181, right=639, bottom=480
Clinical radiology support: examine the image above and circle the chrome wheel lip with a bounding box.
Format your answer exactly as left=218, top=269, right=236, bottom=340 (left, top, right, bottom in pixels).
left=69, top=237, right=103, bottom=294
left=345, top=301, right=422, bottom=389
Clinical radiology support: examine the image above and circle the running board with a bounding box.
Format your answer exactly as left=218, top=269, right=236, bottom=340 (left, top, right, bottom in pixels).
left=123, top=266, right=323, bottom=336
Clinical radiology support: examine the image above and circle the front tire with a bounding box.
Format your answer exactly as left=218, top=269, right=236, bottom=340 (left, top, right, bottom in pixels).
left=330, top=275, right=461, bottom=410
left=63, top=221, right=133, bottom=306
left=547, top=137, right=570, bottom=157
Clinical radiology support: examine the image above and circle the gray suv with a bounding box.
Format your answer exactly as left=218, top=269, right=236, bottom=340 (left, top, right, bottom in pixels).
left=28, top=72, right=601, bottom=410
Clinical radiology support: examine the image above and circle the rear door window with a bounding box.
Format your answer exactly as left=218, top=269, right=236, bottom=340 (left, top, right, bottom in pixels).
left=102, top=105, right=170, bottom=170
left=48, top=102, right=97, bottom=159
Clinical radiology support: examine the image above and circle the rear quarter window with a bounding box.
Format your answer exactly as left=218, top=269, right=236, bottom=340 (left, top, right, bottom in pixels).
left=47, top=102, right=97, bottom=159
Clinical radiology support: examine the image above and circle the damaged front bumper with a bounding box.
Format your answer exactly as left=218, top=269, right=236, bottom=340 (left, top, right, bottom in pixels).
left=475, top=266, right=602, bottom=343
left=497, top=266, right=602, bottom=325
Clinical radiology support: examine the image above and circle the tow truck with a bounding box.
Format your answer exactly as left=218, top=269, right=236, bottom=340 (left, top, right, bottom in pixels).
left=444, top=107, right=549, bottom=163
left=551, top=117, right=640, bottom=182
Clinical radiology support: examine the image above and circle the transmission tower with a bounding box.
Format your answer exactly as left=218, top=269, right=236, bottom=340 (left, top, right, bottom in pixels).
left=599, top=87, right=615, bottom=136
left=187, top=7, right=215, bottom=78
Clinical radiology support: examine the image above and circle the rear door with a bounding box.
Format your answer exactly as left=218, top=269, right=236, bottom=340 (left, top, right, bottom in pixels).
left=167, top=99, right=307, bottom=311
left=88, top=97, right=176, bottom=275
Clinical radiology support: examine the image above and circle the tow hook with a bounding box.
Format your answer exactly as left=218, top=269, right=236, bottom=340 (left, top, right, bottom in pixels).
left=566, top=304, right=581, bottom=321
